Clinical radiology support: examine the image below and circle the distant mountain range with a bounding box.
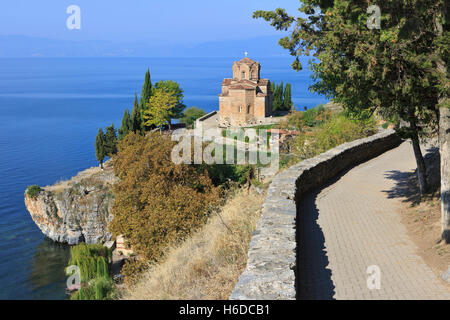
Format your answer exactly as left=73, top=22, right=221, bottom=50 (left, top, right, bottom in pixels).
left=0, top=35, right=291, bottom=58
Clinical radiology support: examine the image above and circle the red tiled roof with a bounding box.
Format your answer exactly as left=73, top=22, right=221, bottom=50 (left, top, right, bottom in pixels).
left=222, top=78, right=233, bottom=86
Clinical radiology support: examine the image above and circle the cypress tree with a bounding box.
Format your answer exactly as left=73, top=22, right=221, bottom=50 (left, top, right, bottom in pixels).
left=283, top=83, right=292, bottom=111
left=279, top=81, right=284, bottom=111
left=119, top=109, right=132, bottom=140
left=131, top=93, right=141, bottom=133
left=270, top=82, right=275, bottom=96
left=139, top=68, right=152, bottom=110
left=273, top=82, right=284, bottom=112
left=139, top=69, right=153, bottom=133
left=104, top=124, right=118, bottom=157
left=95, top=128, right=106, bottom=169
left=272, top=83, right=278, bottom=111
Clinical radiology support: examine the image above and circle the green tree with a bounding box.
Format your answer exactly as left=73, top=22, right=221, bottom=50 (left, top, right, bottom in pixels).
left=284, top=83, right=293, bottom=111
left=180, top=107, right=206, bottom=128
left=95, top=128, right=106, bottom=169
left=272, top=82, right=284, bottom=112
left=118, top=109, right=132, bottom=140
left=254, top=0, right=450, bottom=240
left=139, top=69, right=153, bottom=132
left=154, top=80, right=186, bottom=130
left=104, top=124, right=117, bottom=157
left=143, top=88, right=177, bottom=133
left=270, top=81, right=275, bottom=97
left=131, top=93, right=141, bottom=134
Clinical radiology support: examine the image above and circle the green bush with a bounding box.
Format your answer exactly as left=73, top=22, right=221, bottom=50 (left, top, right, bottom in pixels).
left=70, top=277, right=115, bottom=300
left=27, top=185, right=41, bottom=198
left=205, top=164, right=252, bottom=186
left=287, top=104, right=331, bottom=129
left=66, top=243, right=115, bottom=300
left=292, top=113, right=377, bottom=161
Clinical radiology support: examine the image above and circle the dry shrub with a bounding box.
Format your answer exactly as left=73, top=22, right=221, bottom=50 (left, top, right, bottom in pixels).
left=120, top=188, right=264, bottom=300
left=110, top=132, right=220, bottom=271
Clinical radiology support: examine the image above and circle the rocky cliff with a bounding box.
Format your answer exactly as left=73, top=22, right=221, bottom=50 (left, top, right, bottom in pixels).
left=25, top=161, right=118, bottom=245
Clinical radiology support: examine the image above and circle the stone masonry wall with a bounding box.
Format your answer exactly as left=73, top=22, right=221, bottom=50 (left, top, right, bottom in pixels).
left=230, top=129, right=402, bottom=300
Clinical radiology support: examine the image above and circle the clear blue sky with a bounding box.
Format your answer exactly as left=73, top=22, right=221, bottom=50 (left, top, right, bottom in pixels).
left=1, top=0, right=300, bottom=44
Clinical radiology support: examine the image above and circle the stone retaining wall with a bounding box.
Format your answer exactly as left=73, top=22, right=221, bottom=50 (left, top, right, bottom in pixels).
left=230, top=129, right=402, bottom=300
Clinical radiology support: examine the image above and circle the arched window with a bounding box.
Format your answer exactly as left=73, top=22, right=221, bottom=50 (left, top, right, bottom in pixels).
left=241, top=71, right=246, bottom=79
left=247, top=105, right=250, bottom=114
left=239, top=106, right=243, bottom=113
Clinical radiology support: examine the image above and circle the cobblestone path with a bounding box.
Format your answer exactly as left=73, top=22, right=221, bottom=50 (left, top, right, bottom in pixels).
left=297, top=142, right=450, bottom=299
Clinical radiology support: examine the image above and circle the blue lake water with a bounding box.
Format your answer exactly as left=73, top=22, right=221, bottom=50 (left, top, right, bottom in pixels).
left=0, top=57, right=328, bottom=299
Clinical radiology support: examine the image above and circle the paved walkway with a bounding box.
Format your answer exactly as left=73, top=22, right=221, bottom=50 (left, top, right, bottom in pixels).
left=297, top=142, right=450, bottom=299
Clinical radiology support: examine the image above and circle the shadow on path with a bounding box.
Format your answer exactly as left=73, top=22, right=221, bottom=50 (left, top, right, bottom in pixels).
left=296, top=190, right=336, bottom=300
left=382, top=146, right=439, bottom=206
left=382, top=170, right=418, bottom=203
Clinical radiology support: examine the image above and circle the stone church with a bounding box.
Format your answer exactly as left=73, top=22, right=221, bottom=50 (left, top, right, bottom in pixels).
left=219, top=57, right=272, bottom=126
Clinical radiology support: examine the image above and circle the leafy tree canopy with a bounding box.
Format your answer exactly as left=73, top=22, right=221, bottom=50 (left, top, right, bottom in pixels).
left=143, top=88, right=178, bottom=131
left=180, top=106, right=206, bottom=128
left=153, top=80, right=186, bottom=120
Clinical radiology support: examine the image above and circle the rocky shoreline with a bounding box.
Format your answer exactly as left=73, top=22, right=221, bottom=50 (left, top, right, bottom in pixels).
left=25, top=161, right=117, bottom=245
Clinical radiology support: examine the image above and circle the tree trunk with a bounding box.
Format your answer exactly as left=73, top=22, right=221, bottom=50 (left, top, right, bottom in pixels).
left=409, top=115, right=428, bottom=195
left=435, top=8, right=450, bottom=242
left=440, top=106, right=450, bottom=242
left=411, top=132, right=428, bottom=195
left=100, top=161, right=104, bottom=170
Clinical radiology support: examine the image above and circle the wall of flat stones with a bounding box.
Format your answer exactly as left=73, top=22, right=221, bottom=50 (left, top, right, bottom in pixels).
left=229, top=129, right=402, bottom=300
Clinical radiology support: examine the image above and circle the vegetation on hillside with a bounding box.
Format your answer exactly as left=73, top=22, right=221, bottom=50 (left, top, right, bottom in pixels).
left=26, top=185, right=41, bottom=199
left=109, top=132, right=222, bottom=280
left=121, top=188, right=264, bottom=300
left=94, top=69, right=193, bottom=167
left=278, top=105, right=377, bottom=167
